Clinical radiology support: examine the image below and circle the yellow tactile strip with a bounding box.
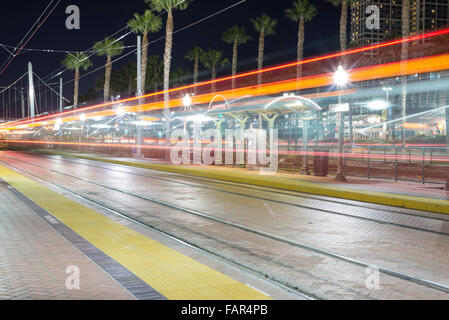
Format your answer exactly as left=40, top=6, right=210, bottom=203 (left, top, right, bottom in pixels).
left=0, top=164, right=270, bottom=300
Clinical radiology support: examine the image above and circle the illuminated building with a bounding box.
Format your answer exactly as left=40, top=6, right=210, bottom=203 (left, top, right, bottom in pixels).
left=350, top=0, right=449, bottom=52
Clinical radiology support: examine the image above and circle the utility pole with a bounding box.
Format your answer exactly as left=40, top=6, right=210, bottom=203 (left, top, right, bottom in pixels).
left=59, top=78, right=63, bottom=113
left=135, top=35, right=143, bottom=157
left=28, top=62, right=35, bottom=119
left=137, top=36, right=142, bottom=96
left=333, top=64, right=348, bottom=181
left=335, top=96, right=345, bottom=181
left=20, top=90, right=25, bottom=118
left=300, top=119, right=310, bottom=175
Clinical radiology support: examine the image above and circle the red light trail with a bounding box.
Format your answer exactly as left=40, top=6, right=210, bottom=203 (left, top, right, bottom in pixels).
left=2, top=27, right=449, bottom=129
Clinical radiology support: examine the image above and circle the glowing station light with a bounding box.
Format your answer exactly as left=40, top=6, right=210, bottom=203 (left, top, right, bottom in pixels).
left=183, top=94, right=192, bottom=107
left=185, top=115, right=213, bottom=122
left=80, top=114, right=86, bottom=122
left=368, top=100, right=389, bottom=110
left=116, top=108, right=126, bottom=117
left=54, top=118, right=62, bottom=131
left=334, top=64, right=349, bottom=87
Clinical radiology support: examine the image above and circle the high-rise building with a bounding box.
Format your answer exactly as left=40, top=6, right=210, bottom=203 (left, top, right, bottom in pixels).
left=350, top=0, right=449, bottom=49
left=410, top=0, right=449, bottom=35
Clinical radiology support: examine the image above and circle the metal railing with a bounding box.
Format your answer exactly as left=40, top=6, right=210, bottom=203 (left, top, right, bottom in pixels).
left=318, top=144, right=449, bottom=185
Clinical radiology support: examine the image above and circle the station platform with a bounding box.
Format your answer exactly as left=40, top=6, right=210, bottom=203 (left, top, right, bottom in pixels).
left=0, top=164, right=272, bottom=300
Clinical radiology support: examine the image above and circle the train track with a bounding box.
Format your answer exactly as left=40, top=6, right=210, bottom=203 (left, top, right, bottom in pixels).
left=22, top=152, right=449, bottom=234
left=2, top=153, right=449, bottom=299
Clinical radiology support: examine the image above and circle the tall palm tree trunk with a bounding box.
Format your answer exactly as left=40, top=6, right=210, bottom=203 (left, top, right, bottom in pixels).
left=74, top=68, right=80, bottom=108
left=193, top=58, right=199, bottom=85
left=128, top=78, right=133, bottom=96
left=340, top=2, right=348, bottom=52
left=163, top=10, right=174, bottom=141
left=104, top=56, right=112, bottom=102
left=194, top=57, right=199, bottom=93
left=257, top=31, right=265, bottom=85
left=232, top=40, right=238, bottom=89
left=340, top=2, right=348, bottom=67
left=141, top=33, right=149, bottom=94
left=297, top=18, right=305, bottom=80
left=400, top=0, right=411, bottom=146
left=211, top=65, right=217, bottom=92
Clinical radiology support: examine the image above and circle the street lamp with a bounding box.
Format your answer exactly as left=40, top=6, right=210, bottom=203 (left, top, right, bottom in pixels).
left=116, top=108, right=126, bottom=117
left=183, top=94, right=192, bottom=109
left=79, top=113, right=86, bottom=152
left=382, top=87, right=393, bottom=142
left=182, top=94, right=193, bottom=135
left=334, top=65, right=349, bottom=87
left=334, top=64, right=348, bottom=181
left=367, top=100, right=388, bottom=111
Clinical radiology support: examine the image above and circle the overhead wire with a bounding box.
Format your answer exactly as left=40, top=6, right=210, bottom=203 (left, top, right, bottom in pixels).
left=0, top=0, right=61, bottom=76
left=0, top=0, right=55, bottom=70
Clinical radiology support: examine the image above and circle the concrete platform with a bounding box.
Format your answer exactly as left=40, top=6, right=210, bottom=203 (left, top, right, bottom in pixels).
left=0, top=182, right=134, bottom=300
left=0, top=164, right=271, bottom=300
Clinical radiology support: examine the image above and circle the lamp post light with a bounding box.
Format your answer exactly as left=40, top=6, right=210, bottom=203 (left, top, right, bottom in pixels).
left=382, top=87, right=392, bottom=142
left=300, top=118, right=310, bottom=175
left=182, top=94, right=193, bottom=135
left=334, top=64, right=348, bottom=181
left=79, top=113, right=86, bottom=152
left=183, top=94, right=192, bottom=109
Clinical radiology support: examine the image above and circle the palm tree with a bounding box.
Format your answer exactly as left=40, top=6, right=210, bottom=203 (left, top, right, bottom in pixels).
left=94, top=38, right=124, bottom=102
left=285, top=0, right=317, bottom=79
left=146, top=0, right=191, bottom=141
left=185, top=46, right=204, bottom=90
left=61, top=52, right=92, bottom=108
left=400, top=0, right=411, bottom=145
left=201, top=49, right=229, bottom=92
left=120, top=62, right=137, bottom=96
left=222, top=26, right=252, bottom=88
left=170, top=67, right=190, bottom=88
left=128, top=10, right=162, bottom=95
left=146, top=55, right=164, bottom=93
left=326, top=0, right=355, bottom=55
left=251, top=14, right=277, bottom=84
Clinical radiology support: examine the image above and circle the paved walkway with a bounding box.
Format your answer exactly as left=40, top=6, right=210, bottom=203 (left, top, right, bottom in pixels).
left=0, top=182, right=134, bottom=300
left=0, top=163, right=271, bottom=300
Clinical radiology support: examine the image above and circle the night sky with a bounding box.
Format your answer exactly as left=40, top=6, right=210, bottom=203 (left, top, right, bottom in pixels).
left=0, top=0, right=340, bottom=98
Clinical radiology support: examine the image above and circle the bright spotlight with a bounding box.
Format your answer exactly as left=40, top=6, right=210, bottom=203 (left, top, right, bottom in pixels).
left=368, top=100, right=388, bottom=110
left=117, top=108, right=125, bottom=117
left=334, top=64, right=348, bottom=87
left=80, top=114, right=86, bottom=122
left=185, top=115, right=213, bottom=122
left=183, top=94, right=192, bottom=107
